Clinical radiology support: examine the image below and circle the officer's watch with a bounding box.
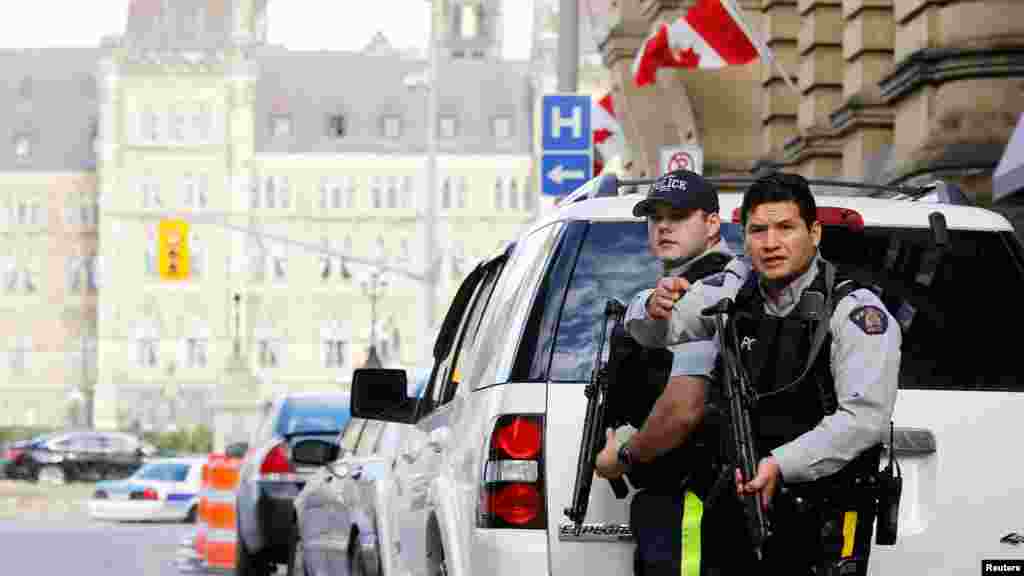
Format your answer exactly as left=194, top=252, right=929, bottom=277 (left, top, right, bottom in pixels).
left=617, top=442, right=634, bottom=471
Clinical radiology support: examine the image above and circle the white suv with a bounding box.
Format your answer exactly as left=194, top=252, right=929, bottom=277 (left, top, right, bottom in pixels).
left=350, top=175, right=1024, bottom=576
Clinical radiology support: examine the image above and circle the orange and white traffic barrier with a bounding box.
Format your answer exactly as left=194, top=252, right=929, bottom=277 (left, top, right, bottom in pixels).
left=204, top=455, right=243, bottom=572
left=193, top=453, right=224, bottom=562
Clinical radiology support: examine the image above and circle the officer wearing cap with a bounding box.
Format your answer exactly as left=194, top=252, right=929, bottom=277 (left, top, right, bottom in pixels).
left=595, top=169, right=735, bottom=576
left=624, top=172, right=900, bottom=575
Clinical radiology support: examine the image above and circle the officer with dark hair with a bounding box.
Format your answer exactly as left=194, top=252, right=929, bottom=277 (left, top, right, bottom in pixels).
left=625, top=172, right=900, bottom=575
left=595, top=169, right=734, bottom=576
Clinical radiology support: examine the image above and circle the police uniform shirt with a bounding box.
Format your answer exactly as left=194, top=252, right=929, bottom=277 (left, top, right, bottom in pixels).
left=625, top=253, right=901, bottom=483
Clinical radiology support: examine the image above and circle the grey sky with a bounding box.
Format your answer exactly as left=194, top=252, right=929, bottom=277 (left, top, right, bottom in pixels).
left=0, top=0, right=534, bottom=59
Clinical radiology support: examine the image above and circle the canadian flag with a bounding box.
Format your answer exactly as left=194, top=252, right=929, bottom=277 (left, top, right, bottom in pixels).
left=631, top=0, right=762, bottom=86
left=592, top=92, right=625, bottom=174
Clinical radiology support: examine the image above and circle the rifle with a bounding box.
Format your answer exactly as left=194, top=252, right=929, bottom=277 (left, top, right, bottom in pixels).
left=564, top=298, right=630, bottom=536
left=702, top=297, right=770, bottom=561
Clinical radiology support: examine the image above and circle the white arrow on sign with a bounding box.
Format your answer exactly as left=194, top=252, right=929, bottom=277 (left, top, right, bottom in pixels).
left=548, top=163, right=585, bottom=185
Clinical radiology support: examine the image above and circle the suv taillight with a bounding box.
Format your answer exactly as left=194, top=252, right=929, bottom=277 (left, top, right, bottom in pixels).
left=259, top=442, right=296, bottom=479
left=478, top=414, right=546, bottom=529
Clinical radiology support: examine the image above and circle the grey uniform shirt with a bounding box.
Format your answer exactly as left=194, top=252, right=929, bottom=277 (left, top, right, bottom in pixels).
left=650, top=240, right=735, bottom=379
left=625, top=253, right=901, bottom=483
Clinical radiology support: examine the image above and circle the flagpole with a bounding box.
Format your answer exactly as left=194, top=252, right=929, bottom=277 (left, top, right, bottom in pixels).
left=721, top=0, right=801, bottom=98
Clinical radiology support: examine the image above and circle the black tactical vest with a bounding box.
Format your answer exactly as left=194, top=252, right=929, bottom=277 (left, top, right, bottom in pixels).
left=609, top=251, right=734, bottom=493
left=726, top=261, right=862, bottom=456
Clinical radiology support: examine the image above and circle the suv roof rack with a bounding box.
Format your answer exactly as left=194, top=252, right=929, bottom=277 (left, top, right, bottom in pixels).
left=560, top=173, right=970, bottom=206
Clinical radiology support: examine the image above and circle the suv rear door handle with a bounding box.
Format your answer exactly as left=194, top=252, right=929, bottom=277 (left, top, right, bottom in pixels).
left=885, top=427, right=936, bottom=456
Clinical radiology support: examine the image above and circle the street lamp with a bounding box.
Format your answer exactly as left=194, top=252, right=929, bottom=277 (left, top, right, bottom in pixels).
left=360, top=269, right=390, bottom=369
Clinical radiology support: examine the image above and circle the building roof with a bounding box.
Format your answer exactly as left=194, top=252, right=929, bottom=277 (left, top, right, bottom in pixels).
left=0, top=48, right=103, bottom=172
left=124, top=0, right=233, bottom=50
left=252, top=47, right=534, bottom=155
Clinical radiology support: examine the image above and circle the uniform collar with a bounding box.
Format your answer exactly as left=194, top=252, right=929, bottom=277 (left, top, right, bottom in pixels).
left=663, top=239, right=733, bottom=277
left=758, top=252, right=823, bottom=316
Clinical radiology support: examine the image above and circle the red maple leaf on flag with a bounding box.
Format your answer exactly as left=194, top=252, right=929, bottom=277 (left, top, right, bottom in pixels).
left=674, top=46, right=701, bottom=68
left=593, top=128, right=613, bottom=145
left=129, top=0, right=162, bottom=18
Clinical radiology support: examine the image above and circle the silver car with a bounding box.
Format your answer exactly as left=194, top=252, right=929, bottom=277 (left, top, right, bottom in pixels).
left=290, top=369, right=429, bottom=576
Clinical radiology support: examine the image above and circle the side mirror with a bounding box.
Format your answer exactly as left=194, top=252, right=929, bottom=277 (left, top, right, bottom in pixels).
left=225, top=442, right=248, bottom=459
left=291, top=438, right=340, bottom=467
left=351, top=368, right=417, bottom=424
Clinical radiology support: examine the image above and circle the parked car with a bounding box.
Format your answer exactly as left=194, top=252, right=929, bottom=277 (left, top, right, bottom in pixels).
left=344, top=174, right=1024, bottom=576
left=87, top=456, right=206, bottom=523
left=1, top=433, right=57, bottom=479
left=235, top=391, right=352, bottom=576
left=289, top=368, right=431, bottom=576
left=3, top=430, right=157, bottom=484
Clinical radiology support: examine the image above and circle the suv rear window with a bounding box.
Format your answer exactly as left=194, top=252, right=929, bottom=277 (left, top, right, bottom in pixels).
left=544, top=220, right=1024, bottom=392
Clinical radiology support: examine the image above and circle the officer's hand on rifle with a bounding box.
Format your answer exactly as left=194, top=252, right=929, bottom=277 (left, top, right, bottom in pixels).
left=646, top=277, right=691, bottom=320
left=735, top=456, right=782, bottom=512
left=595, top=428, right=625, bottom=480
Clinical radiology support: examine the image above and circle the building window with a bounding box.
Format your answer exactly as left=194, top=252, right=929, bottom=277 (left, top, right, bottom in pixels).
left=182, top=173, right=195, bottom=207
left=457, top=175, right=467, bottom=209
left=371, top=176, right=383, bottom=209
left=508, top=177, right=519, bottom=210
left=345, top=176, right=356, bottom=209
left=18, top=76, right=32, bottom=100
left=494, top=176, right=504, bottom=210
left=257, top=338, right=281, bottom=368
left=374, top=236, right=387, bottom=263
left=441, top=177, right=451, bottom=210
left=278, top=176, right=291, bottom=209
left=137, top=338, right=158, bottom=368
left=440, top=115, right=457, bottom=139
left=145, top=226, right=157, bottom=278
left=13, top=135, right=30, bottom=161
left=10, top=337, right=31, bottom=374
left=460, top=4, right=480, bottom=39
left=85, top=256, right=98, bottom=291
left=248, top=238, right=266, bottom=282
left=492, top=115, right=512, bottom=140
left=67, top=256, right=83, bottom=293
left=271, top=245, right=287, bottom=282
left=401, top=176, right=413, bottom=209
left=250, top=176, right=260, bottom=209
left=186, top=337, right=208, bottom=368
left=190, top=231, right=204, bottom=279
left=387, top=176, right=399, bottom=209
left=271, top=114, right=292, bottom=138
left=195, top=102, right=212, bottom=141
left=329, top=114, right=346, bottom=138
left=2, top=257, right=17, bottom=293
left=322, top=321, right=349, bottom=369
left=141, top=175, right=162, bottom=209
left=320, top=177, right=330, bottom=210
left=171, top=104, right=186, bottom=141
left=399, top=238, right=410, bottom=263
left=264, top=176, right=276, bottom=209
left=382, top=115, right=401, bottom=139
left=22, top=267, right=36, bottom=294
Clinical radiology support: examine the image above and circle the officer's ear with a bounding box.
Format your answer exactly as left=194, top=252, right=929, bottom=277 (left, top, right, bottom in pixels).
left=809, top=220, right=822, bottom=247
left=705, top=211, right=721, bottom=242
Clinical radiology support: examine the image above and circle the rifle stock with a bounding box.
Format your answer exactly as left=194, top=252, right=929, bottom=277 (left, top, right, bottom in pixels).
left=703, top=298, right=770, bottom=560
left=564, top=298, right=630, bottom=534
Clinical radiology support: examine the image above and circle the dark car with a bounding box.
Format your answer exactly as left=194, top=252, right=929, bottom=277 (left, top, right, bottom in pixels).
left=3, top=430, right=157, bottom=484
left=235, top=392, right=351, bottom=576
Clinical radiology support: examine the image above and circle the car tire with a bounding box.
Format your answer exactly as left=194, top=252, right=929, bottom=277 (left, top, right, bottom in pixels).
left=236, top=534, right=272, bottom=576
left=185, top=505, right=197, bottom=524
left=36, top=465, right=67, bottom=485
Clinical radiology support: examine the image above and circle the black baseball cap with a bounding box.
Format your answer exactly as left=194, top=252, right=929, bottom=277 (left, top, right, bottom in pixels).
left=632, top=169, right=719, bottom=217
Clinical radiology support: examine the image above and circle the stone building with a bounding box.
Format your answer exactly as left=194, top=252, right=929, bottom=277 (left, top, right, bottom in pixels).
left=593, top=0, right=1024, bottom=230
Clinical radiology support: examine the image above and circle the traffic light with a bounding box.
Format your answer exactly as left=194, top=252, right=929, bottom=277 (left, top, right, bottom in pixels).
left=158, top=219, right=190, bottom=281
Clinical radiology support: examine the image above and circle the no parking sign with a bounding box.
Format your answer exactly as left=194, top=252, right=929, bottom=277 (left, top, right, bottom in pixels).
left=659, top=145, right=703, bottom=175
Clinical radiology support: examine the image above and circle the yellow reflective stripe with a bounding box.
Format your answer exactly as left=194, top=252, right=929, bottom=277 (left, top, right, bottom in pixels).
left=681, top=490, right=703, bottom=576
left=841, top=511, right=858, bottom=558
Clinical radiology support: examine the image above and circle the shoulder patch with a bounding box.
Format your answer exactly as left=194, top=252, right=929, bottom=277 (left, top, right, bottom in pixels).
left=849, top=305, right=888, bottom=335
left=703, top=272, right=726, bottom=287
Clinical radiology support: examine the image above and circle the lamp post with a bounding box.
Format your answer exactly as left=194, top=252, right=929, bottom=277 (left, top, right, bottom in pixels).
left=360, top=269, right=389, bottom=369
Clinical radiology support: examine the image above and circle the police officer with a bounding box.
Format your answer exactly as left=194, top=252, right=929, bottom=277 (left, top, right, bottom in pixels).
left=624, top=172, right=901, bottom=575
left=595, top=169, right=735, bottom=576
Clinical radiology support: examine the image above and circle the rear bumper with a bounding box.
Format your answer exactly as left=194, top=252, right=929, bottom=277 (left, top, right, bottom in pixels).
left=87, top=499, right=187, bottom=522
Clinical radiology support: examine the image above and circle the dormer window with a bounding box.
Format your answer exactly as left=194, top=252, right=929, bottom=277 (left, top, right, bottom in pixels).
left=492, top=115, right=513, bottom=141
left=18, top=77, right=32, bottom=100
left=440, top=116, right=457, bottom=140
left=13, top=135, right=30, bottom=161
left=329, top=114, right=346, bottom=139
left=271, top=114, right=292, bottom=138
left=382, top=115, right=402, bottom=139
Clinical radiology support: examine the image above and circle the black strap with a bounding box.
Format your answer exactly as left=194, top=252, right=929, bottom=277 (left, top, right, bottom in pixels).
left=680, top=252, right=733, bottom=283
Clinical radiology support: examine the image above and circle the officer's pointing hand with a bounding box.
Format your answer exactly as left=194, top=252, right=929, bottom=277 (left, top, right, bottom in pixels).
left=647, top=277, right=690, bottom=320
left=595, top=428, right=624, bottom=480
left=735, top=457, right=782, bottom=512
